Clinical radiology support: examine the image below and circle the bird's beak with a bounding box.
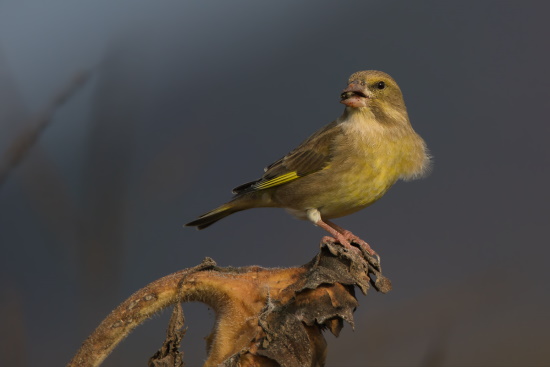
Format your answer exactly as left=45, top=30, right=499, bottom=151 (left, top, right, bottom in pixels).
left=340, top=82, right=369, bottom=108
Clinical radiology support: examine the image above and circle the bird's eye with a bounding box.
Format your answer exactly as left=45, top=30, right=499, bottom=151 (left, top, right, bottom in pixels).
left=376, top=81, right=386, bottom=89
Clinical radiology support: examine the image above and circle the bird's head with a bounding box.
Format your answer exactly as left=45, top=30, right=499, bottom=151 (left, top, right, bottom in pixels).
left=340, top=70, right=405, bottom=111
left=340, top=70, right=410, bottom=126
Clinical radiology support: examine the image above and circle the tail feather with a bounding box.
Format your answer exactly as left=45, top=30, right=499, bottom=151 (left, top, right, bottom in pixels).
left=185, top=202, right=241, bottom=230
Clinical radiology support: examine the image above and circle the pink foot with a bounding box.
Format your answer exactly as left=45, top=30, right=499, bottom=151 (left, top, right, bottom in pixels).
left=340, top=231, right=378, bottom=258
left=320, top=235, right=362, bottom=254
left=324, top=220, right=378, bottom=258
left=310, top=211, right=380, bottom=263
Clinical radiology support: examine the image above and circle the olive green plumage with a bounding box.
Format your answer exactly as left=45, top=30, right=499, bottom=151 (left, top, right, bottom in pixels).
left=186, top=70, right=430, bottom=234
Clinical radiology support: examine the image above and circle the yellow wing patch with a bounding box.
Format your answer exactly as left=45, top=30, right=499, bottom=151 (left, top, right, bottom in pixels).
left=253, top=171, right=300, bottom=190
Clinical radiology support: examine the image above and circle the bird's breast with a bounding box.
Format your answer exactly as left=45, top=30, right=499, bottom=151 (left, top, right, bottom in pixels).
left=319, top=147, right=398, bottom=217
left=274, top=142, right=400, bottom=219
left=273, top=116, right=427, bottom=220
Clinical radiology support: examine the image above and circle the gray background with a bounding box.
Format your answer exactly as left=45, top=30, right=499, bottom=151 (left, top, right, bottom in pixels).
left=1, top=1, right=549, bottom=366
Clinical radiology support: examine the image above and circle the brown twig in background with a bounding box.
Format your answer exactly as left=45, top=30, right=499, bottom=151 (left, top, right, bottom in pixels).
left=0, top=71, right=91, bottom=188
left=67, top=241, right=391, bottom=367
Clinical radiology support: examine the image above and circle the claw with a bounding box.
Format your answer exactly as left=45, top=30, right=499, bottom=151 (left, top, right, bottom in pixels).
left=320, top=235, right=359, bottom=254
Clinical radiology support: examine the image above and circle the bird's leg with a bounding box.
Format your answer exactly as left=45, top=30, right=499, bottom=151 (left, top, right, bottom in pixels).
left=306, top=209, right=361, bottom=254
left=308, top=209, right=381, bottom=268
left=314, top=220, right=356, bottom=252
left=315, top=220, right=353, bottom=248
left=325, top=220, right=379, bottom=259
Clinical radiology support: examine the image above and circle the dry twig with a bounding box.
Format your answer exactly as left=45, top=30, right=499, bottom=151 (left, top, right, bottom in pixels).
left=0, top=71, right=91, bottom=188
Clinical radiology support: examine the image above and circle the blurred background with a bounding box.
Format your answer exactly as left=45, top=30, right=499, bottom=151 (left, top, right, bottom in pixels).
left=1, top=1, right=549, bottom=366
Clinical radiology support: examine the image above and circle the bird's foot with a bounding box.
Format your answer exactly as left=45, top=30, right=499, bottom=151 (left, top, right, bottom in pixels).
left=313, top=216, right=381, bottom=267
left=320, top=236, right=381, bottom=271
left=339, top=231, right=380, bottom=263
left=323, top=220, right=378, bottom=258
left=320, top=235, right=359, bottom=254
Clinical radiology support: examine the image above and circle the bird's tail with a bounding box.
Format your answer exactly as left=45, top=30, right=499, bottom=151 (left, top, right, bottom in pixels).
left=185, top=200, right=244, bottom=230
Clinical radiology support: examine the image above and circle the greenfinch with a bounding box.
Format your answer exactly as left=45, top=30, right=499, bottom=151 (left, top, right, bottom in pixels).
left=186, top=70, right=430, bottom=256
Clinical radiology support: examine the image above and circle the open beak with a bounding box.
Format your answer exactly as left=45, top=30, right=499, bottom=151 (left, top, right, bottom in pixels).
left=340, top=83, right=369, bottom=108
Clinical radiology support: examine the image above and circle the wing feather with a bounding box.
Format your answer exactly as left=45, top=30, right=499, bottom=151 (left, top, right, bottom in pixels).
left=232, top=121, right=340, bottom=194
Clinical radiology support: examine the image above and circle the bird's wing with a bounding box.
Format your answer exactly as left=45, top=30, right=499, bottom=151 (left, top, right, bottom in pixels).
left=232, top=121, right=340, bottom=194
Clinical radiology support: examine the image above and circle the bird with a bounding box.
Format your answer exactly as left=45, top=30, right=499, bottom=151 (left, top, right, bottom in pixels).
left=185, top=70, right=430, bottom=257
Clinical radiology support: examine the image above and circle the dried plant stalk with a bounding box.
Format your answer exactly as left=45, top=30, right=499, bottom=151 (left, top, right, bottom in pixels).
left=68, top=241, right=391, bottom=367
